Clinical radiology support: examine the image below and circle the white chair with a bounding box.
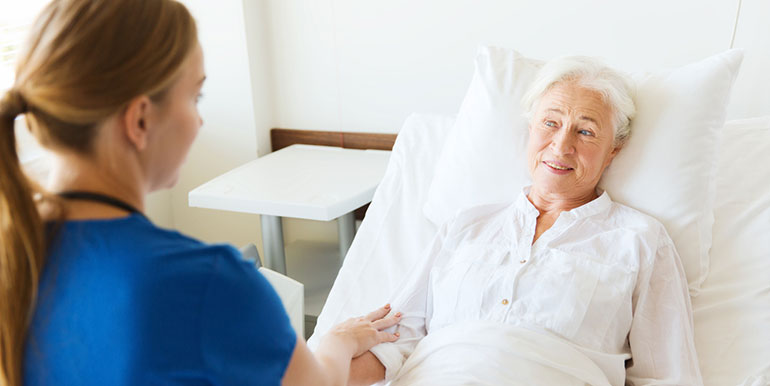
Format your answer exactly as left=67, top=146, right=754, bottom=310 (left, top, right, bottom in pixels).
left=240, top=243, right=305, bottom=338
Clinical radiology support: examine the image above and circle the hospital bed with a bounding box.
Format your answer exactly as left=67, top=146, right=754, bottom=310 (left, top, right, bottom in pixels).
left=301, top=110, right=770, bottom=385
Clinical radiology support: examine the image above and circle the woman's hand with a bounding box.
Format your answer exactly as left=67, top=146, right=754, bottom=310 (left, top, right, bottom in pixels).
left=283, top=306, right=400, bottom=386
left=324, top=304, right=402, bottom=358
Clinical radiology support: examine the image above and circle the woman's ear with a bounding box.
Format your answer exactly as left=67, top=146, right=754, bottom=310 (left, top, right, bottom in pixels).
left=121, top=95, right=154, bottom=151
left=610, top=145, right=622, bottom=158
left=604, top=145, right=623, bottom=168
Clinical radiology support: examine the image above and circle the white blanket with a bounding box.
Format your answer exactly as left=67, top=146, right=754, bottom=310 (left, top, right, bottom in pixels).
left=389, top=321, right=612, bottom=386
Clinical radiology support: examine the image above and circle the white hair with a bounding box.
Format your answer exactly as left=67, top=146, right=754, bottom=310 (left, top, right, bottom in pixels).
left=521, top=56, right=636, bottom=147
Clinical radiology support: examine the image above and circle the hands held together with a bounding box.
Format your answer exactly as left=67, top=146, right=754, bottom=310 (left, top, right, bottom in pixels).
left=324, top=304, right=402, bottom=358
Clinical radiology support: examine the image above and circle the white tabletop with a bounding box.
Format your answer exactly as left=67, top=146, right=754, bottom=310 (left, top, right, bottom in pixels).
left=188, top=144, right=391, bottom=221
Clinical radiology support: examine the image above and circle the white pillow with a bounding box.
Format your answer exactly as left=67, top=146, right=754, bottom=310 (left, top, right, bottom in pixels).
left=307, top=113, right=454, bottom=349
left=693, top=117, right=770, bottom=386
left=424, top=46, right=744, bottom=294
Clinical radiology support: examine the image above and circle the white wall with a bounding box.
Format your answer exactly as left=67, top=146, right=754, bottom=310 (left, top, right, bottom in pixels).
left=242, top=0, right=277, bottom=158
left=167, top=0, right=266, bottom=248
left=265, top=0, right=769, bottom=135
left=727, top=0, right=770, bottom=119
left=145, top=190, right=173, bottom=228
left=162, top=0, right=770, bottom=252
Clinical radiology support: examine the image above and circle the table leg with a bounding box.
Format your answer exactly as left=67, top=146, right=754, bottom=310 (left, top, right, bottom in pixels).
left=337, top=212, right=356, bottom=263
left=261, top=215, right=287, bottom=274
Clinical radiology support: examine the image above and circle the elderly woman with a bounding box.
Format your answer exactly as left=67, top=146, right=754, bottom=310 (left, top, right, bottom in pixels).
left=348, top=57, right=702, bottom=385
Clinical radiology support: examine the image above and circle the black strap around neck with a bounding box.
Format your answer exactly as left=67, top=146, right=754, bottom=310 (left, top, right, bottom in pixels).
left=57, top=191, right=143, bottom=217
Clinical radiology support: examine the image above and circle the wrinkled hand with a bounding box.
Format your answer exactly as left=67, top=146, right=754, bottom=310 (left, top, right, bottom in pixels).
left=326, top=304, right=402, bottom=358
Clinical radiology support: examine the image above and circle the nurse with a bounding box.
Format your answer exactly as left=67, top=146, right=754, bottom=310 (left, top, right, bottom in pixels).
left=0, top=1, right=399, bottom=385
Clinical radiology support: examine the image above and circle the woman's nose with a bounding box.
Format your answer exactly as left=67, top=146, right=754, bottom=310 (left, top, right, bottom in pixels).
left=550, top=129, right=575, bottom=155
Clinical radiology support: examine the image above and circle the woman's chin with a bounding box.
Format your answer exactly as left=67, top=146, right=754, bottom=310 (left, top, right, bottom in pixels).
left=149, top=174, right=180, bottom=193
left=164, top=175, right=180, bottom=190
left=533, top=174, right=575, bottom=191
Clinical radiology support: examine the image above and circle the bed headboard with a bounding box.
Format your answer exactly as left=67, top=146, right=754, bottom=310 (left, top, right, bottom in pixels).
left=270, top=128, right=397, bottom=152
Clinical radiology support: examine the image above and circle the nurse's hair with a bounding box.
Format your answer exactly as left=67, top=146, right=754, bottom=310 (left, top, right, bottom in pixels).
left=521, top=56, right=636, bottom=148
left=0, top=1, right=197, bottom=385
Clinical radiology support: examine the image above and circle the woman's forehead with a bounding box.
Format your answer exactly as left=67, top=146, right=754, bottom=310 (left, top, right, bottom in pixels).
left=538, top=82, right=611, bottom=123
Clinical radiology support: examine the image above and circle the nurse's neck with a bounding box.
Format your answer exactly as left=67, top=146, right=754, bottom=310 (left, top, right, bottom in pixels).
left=44, top=123, right=147, bottom=221
left=526, top=185, right=598, bottom=217
left=46, top=151, right=146, bottom=221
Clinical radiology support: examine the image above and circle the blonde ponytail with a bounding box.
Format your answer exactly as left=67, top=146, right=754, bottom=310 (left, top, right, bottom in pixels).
left=0, top=89, right=45, bottom=386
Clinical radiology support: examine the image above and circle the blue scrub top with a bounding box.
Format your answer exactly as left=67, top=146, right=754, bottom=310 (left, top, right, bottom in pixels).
left=24, top=214, right=296, bottom=385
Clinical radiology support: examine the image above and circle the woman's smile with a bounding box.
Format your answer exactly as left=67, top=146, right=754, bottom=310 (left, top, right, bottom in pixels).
left=543, top=160, right=574, bottom=174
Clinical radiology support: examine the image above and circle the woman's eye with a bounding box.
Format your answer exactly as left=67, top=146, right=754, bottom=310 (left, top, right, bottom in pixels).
left=544, top=121, right=557, bottom=128
left=578, top=129, right=594, bottom=136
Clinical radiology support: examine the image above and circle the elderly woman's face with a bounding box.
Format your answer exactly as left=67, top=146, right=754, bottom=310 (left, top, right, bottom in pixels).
left=526, top=81, right=619, bottom=198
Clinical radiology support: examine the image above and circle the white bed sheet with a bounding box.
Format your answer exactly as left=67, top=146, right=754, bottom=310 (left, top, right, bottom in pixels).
left=391, top=321, right=612, bottom=386
left=307, top=113, right=453, bottom=350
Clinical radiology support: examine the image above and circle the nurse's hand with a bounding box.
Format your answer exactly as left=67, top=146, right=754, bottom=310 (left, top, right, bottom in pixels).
left=284, top=305, right=400, bottom=386
left=324, top=304, right=401, bottom=358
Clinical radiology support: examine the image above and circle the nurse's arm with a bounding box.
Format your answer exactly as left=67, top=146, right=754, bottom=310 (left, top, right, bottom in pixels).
left=282, top=305, right=399, bottom=386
